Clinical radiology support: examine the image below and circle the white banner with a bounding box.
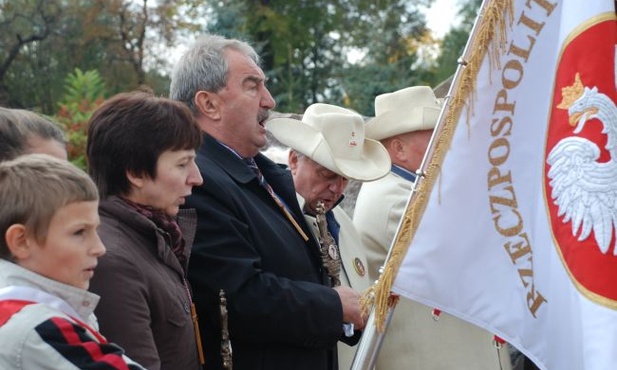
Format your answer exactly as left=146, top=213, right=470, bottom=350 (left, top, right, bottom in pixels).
left=391, top=1, right=617, bottom=369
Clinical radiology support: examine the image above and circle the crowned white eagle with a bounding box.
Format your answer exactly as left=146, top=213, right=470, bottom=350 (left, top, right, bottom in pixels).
left=547, top=66, right=617, bottom=255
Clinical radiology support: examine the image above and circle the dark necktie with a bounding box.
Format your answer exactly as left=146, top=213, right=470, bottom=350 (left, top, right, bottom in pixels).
left=325, top=211, right=340, bottom=245
left=244, top=158, right=265, bottom=185
left=244, top=158, right=308, bottom=241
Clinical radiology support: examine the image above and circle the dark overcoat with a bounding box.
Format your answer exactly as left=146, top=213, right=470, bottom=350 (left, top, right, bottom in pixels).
left=185, top=135, right=348, bottom=370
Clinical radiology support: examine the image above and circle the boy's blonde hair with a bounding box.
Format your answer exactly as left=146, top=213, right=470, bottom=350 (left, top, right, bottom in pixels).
left=0, top=154, right=98, bottom=259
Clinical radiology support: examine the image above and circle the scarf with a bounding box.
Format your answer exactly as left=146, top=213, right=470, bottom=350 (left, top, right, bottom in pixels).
left=121, top=198, right=187, bottom=269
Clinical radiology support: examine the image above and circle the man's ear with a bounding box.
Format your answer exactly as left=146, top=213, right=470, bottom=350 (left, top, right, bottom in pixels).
left=5, top=224, right=31, bottom=261
left=388, top=138, right=408, bottom=163
left=288, top=150, right=299, bottom=174
left=195, top=90, right=222, bottom=120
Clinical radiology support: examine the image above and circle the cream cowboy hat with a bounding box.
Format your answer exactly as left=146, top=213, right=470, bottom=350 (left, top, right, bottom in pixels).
left=267, top=103, right=390, bottom=181
left=365, top=86, right=442, bottom=141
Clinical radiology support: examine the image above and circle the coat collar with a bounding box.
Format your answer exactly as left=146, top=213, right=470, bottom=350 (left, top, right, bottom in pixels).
left=0, top=260, right=99, bottom=322
left=391, top=164, right=417, bottom=183
left=199, top=135, right=298, bottom=198
left=99, top=196, right=196, bottom=275
left=198, top=134, right=255, bottom=184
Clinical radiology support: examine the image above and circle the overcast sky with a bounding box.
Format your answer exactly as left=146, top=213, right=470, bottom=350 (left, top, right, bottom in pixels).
left=426, top=0, right=462, bottom=37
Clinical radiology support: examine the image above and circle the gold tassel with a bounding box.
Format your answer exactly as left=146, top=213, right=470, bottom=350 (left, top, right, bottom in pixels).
left=364, top=0, right=515, bottom=332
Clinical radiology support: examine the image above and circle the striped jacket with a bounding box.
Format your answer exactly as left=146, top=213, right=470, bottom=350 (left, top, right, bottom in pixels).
left=0, top=260, right=146, bottom=370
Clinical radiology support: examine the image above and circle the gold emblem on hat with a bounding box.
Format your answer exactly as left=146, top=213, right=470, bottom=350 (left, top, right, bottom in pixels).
left=353, top=257, right=366, bottom=277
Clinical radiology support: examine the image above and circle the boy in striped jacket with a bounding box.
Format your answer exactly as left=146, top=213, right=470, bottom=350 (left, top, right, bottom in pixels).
left=0, top=154, right=146, bottom=370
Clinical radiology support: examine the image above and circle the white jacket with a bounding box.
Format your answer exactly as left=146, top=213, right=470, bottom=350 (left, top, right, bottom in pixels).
left=0, top=260, right=146, bottom=370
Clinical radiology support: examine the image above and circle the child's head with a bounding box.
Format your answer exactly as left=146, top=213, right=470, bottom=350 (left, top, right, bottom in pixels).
left=0, top=107, right=67, bottom=162
left=0, top=154, right=105, bottom=289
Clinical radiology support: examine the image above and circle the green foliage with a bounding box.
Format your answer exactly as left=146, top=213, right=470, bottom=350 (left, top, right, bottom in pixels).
left=1, top=0, right=203, bottom=111
left=332, top=1, right=437, bottom=115
left=1, top=0, right=478, bottom=119
left=434, top=0, right=483, bottom=82
left=207, top=0, right=435, bottom=114
left=54, top=69, right=107, bottom=169
left=59, top=69, right=107, bottom=106
left=0, top=0, right=62, bottom=108
left=338, top=56, right=433, bottom=116
left=434, top=28, right=470, bottom=82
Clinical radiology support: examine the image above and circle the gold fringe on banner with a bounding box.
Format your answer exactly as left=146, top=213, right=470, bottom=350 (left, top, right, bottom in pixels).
left=365, top=0, right=515, bottom=332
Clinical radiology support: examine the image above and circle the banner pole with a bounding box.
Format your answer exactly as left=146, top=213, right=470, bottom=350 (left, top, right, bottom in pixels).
left=349, top=306, right=392, bottom=370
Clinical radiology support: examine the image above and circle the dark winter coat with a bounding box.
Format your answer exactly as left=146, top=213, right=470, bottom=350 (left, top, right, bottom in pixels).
left=185, top=135, right=352, bottom=370
left=90, top=196, right=201, bottom=370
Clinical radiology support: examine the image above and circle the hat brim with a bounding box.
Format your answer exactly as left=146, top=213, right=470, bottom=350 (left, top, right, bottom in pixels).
left=267, top=117, right=324, bottom=157
left=365, top=106, right=441, bottom=141
left=326, top=139, right=390, bottom=181
left=267, top=118, right=391, bottom=181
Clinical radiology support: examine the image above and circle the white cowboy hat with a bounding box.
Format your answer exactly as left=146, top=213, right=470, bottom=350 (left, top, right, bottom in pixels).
left=267, top=103, right=390, bottom=181
left=365, top=86, right=442, bottom=141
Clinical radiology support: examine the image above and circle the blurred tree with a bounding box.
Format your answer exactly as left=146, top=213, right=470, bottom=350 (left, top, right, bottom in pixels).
left=207, top=0, right=435, bottom=115
left=0, top=0, right=61, bottom=107
left=100, top=0, right=203, bottom=86
left=2, top=0, right=467, bottom=118
left=336, top=1, right=437, bottom=115
left=1, top=0, right=203, bottom=112
left=433, top=0, right=483, bottom=83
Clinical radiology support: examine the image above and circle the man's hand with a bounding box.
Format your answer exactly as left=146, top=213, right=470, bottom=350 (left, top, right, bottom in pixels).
left=333, top=286, right=366, bottom=330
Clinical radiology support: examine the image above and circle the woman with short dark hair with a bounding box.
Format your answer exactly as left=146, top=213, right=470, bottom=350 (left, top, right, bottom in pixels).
left=86, top=91, right=204, bottom=370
